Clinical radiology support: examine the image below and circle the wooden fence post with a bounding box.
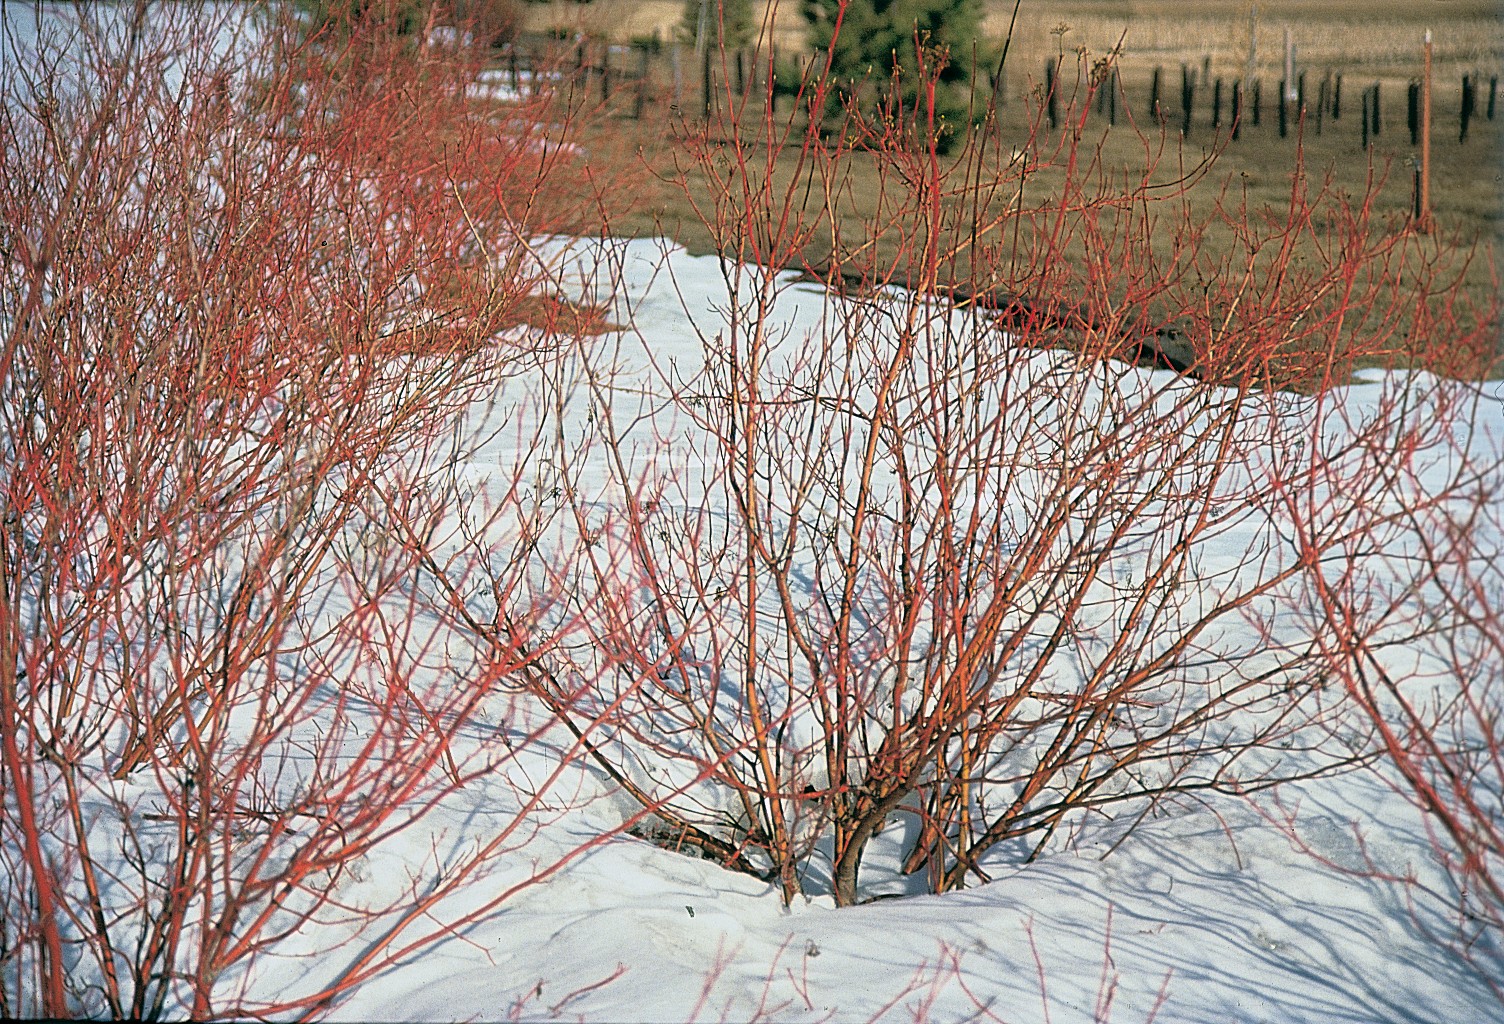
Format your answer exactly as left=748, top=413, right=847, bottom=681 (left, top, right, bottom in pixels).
left=701, top=41, right=712, bottom=119
left=1408, top=80, right=1420, bottom=145
left=770, top=45, right=780, bottom=115
left=1282, top=25, right=1296, bottom=104
left=1460, top=74, right=1475, bottom=142
left=1180, top=62, right=1194, bottom=134
left=1419, top=30, right=1432, bottom=231
left=1046, top=58, right=1058, bottom=128
left=1232, top=79, right=1242, bottom=139
left=672, top=41, right=682, bottom=107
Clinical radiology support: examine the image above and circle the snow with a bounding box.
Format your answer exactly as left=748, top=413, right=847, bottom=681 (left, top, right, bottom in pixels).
left=235, top=238, right=1498, bottom=1021
left=315, top=757, right=1492, bottom=1023
left=469, top=67, right=563, bottom=104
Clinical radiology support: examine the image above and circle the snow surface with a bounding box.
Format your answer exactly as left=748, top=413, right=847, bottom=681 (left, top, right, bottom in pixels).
left=258, top=238, right=1499, bottom=1022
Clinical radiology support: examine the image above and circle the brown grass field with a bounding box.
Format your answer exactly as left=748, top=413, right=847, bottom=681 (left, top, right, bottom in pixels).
left=516, top=1, right=1503, bottom=369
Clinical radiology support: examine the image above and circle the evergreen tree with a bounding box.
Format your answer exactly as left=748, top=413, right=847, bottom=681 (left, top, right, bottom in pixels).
left=802, top=0, right=988, bottom=147
left=681, top=0, right=757, bottom=52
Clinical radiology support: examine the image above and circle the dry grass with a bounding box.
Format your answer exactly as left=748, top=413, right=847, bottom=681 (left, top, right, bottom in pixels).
left=521, top=0, right=1504, bottom=75
left=521, top=0, right=687, bottom=42
left=515, top=1, right=1502, bottom=372
left=984, top=1, right=1503, bottom=85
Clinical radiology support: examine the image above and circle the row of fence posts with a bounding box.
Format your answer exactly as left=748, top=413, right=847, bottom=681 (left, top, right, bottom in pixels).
left=496, top=35, right=1497, bottom=151
left=1042, top=57, right=1497, bottom=148
left=498, top=37, right=774, bottom=121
